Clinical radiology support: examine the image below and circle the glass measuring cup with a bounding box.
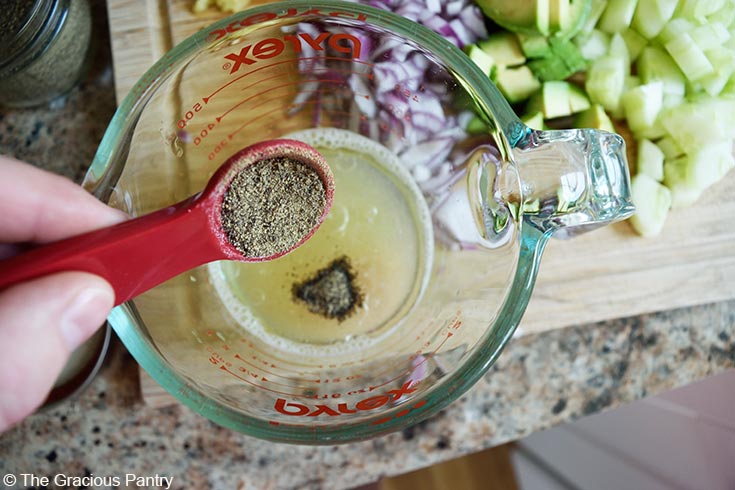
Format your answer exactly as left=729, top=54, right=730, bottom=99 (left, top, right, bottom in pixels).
left=84, top=0, right=634, bottom=444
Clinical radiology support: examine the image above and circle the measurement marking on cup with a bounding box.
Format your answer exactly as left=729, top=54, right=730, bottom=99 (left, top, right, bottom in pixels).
left=226, top=100, right=356, bottom=140
left=203, top=56, right=375, bottom=103
left=218, top=364, right=311, bottom=398
left=216, top=78, right=341, bottom=122
left=233, top=354, right=320, bottom=382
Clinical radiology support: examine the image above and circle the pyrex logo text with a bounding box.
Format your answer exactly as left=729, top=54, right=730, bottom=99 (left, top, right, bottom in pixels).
left=274, top=381, right=417, bottom=417
left=223, top=31, right=362, bottom=75
left=208, top=7, right=367, bottom=41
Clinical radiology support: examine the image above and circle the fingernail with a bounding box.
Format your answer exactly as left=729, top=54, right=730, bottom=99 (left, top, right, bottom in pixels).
left=60, top=286, right=114, bottom=350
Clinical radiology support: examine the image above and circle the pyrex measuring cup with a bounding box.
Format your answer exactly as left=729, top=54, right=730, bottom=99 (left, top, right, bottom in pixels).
left=84, top=0, right=634, bottom=444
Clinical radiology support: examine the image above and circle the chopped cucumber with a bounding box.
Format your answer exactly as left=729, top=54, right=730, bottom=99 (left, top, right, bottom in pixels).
left=629, top=174, right=671, bottom=236
left=659, top=97, right=735, bottom=153
left=700, top=47, right=735, bottom=96
left=637, top=47, right=686, bottom=96
left=608, top=33, right=631, bottom=68
left=637, top=138, right=665, bottom=181
left=665, top=33, right=715, bottom=82
left=621, top=28, right=647, bottom=62
left=655, top=136, right=685, bottom=160
left=664, top=142, right=735, bottom=207
left=585, top=54, right=627, bottom=112
left=578, top=0, right=607, bottom=35
left=621, top=81, right=663, bottom=132
left=632, top=0, right=678, bottom=39
left=598, top=0, right=639, bottom=34
left=691, top=23, right=729, bottom=51
left=657, top=18, right=695, bottom=45
left=576, top=29, right=610, bottom=60
left=676, top=0, right=727, bottom=21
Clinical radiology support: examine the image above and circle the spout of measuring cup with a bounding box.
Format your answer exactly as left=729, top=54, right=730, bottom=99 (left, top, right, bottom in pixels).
left=510, top=125, right=635, bottom=239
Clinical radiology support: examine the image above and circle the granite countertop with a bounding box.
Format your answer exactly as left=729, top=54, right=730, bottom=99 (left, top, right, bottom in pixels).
left=1, top=3, right=734, bottom=490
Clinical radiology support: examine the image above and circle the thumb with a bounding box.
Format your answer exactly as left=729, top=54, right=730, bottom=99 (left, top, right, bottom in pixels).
left=0, top=272, right=114, bottom=432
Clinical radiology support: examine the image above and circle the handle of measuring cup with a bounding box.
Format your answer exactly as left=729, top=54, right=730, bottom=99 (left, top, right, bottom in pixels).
left=511, top=125, right=636, bottom=238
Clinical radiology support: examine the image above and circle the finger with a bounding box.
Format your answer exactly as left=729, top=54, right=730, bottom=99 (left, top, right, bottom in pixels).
left=0, top=156, right=127, bottom=244
left=0, top=271, right=114, bottom=432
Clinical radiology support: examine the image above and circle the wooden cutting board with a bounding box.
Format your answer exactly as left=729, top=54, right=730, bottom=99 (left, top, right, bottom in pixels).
left=107, top=0, right=735, bottom=405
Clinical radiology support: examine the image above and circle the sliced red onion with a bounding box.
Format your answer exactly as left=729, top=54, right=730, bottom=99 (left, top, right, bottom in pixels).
left=444, top=0, right=464, bottom=17
left=459, top=5, right=489, bottom=39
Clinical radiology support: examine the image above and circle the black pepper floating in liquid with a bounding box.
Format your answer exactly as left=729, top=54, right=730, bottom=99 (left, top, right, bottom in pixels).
left=292, top=256, right=363, bottom=322
left=220, top=156, right=326, bottom=258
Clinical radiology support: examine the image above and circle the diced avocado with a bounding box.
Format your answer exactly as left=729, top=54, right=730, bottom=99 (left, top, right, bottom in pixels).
left=537, top=0, right=551, bottom=35
left=517, top=33, right=551, bottom=58
left=475, top=0, right=538, bottom=35
left=568, top=84, right=591, bottom=112
left=522, top=111, right=545, bottom=130
left=478, top=32, right=526, bottom=67
left=637, top=138, right=665, bottom=181
left=598, top=0, right=639, bottom=34
left=631, top=0, right=677, bottom=39
left=496, top=65, right=542, bottom=103
left=549, top=0, right=572, bottom=33
left=465, top=44, right=496, bottom=77
left=629, top=173, right=671, bottom=236
left=466, top=115, right=489, bottom=135
left=528, top=38, right=587, bottom=81
left=475, top=0, right=592, bottom=39
left=573, top=104, right=615, bottom=132
left=543, top=81, right=573, bottom=118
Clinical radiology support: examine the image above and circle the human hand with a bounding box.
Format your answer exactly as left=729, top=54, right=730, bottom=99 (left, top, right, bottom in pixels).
left=0, top=156, right=127, bottom=432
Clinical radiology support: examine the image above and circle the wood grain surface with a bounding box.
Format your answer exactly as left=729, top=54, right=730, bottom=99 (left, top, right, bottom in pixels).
left=107, top=0, right=735, bottom=406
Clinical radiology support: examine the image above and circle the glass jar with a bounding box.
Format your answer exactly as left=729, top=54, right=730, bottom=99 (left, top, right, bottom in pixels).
left=0, top=0, right=92, bottom=108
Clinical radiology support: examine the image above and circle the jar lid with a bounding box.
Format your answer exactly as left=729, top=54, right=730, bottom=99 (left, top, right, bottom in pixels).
left=0, top=0, right=63, bottom=73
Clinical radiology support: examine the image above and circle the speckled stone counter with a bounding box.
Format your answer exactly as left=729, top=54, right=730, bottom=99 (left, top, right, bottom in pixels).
left=1, top=3, right=734, bottom=490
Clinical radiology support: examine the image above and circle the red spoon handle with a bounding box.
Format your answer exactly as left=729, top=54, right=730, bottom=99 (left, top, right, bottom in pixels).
left=0, top=197, right=224, bottom=306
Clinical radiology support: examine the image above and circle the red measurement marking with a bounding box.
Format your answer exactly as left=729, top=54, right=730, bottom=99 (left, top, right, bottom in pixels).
left=227, top=97, right=357, bottom=140
left=432, top=331, right=453, bottom=354
left=217, top=78, right=340, bottom=122
left=234, top=354, right=319, bottom=382
left=203, top=56, right=375, bottom=103
left=218, top=365, right=308, bottom=398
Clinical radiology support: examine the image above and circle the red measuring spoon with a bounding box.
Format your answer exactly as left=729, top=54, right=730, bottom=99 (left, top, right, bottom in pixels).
left=0, top=139, right=334, bottom=306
